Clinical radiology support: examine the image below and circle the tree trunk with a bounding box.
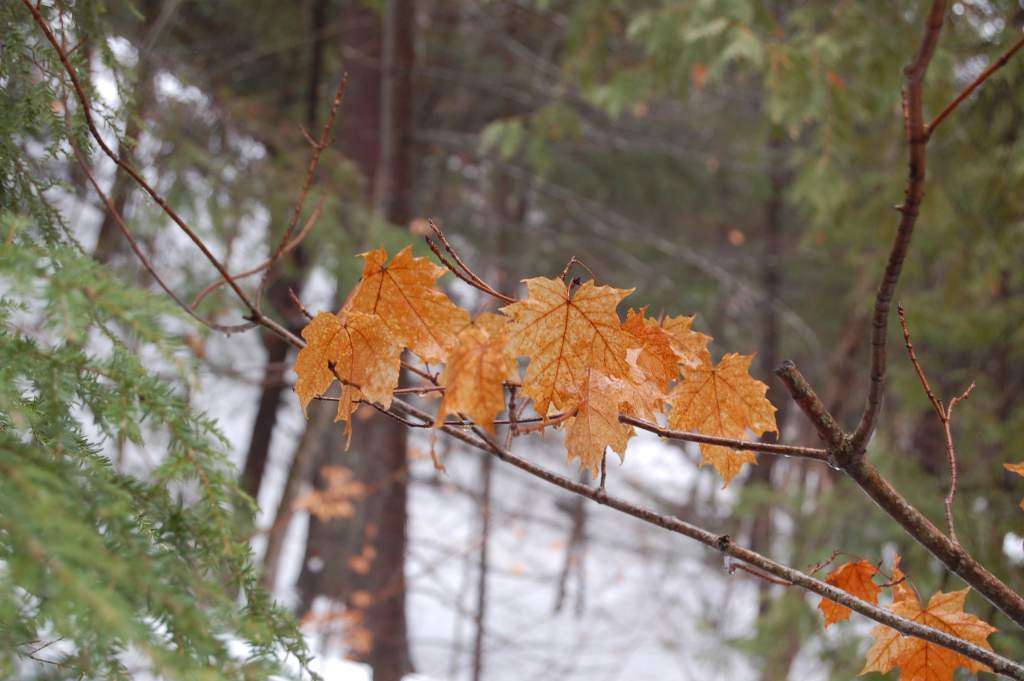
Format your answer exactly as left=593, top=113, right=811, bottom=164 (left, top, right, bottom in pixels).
left=238, top=0, right=327, bottom=505
left=296, top=3, right=415, bottom=679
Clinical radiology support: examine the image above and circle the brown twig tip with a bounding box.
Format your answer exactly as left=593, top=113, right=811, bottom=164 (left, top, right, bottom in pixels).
left=425, top=221, right=516, bottom=304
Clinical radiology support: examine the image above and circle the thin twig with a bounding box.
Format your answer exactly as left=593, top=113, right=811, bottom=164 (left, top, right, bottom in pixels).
left=728, top=561, right=793, bottom=586
left=256, top=75, right=348, bottom=311
left=62, top=108, right=248, bottom=334
left=898, top=304, right=944, bottom=416
left=426, top=221, right=516, bottom=303
left=289, top=288, right=314, bottom=321
left=24, top=0, right=302, bottom=349
left=558, top=256, right=598, bottom=283
left=620, top=414, right=829, bottom=460
left=927, top=32, right=1024, bottom=135
left=808, top=549, right=841, bottom=576
left=191, top=194, right=325, bottom=309
left=897, top=304, right=975, bottom=543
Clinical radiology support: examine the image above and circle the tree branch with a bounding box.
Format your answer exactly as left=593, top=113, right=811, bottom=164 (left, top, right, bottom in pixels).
left=385, top=397, right=1024, bottom=680
left=927, top=31, right=1024, bottom=135
left=255, top=75, right=348, bottom=311
left=619, top=414, right=829, bottom=461
left=851, top=0, right=947, bottom=452
left=776, top=360, right=1024, bottom=630
left=23, top=0, right=302, bottom=350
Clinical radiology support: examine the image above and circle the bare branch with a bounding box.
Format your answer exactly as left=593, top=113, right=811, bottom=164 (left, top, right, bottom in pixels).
left=621, top=414, right=829, bottom=461
left=191, top=194, right=326, bottom=309
left=255, top=75, right=348, bottom=311
left=23, top=0, right=302, bottom=350
left=426, top=221, right=516, bottom=303
left=385, top=397, right=1024, bottom=680
left=928, top=31, right=1024, bottom=135
left=852, top=0, right=947, bottom=451
left=777, top=359, right=1024, bottom=630
left=898, top=304, right=977, bottom=541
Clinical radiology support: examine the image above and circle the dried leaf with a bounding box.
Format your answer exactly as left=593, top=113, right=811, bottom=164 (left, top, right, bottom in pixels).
left=661, top=314, right=712, bottom=369
left=818, top=560, right=881, bottom=627
left=562, top=369, right=634, bottom=475
left=347, top=246, right=469, bottom=362
left=435, top=321, right=516, bottom=433
left=890, top=555, right=917, bottom=604
left=294, top=465, right=367, bottom=521
left=1004, top=462, right=1024, bottom=510
left=667, top=352, right=777, bottom=486
left=294, top=311, right=403, bottom=438
left=863, top=589, right=997, bottom=681
left=502, top=277, right=634, bottom=416
left=622, top=308, right=682, bottom=391
left=620, top=348, right=669, bottom=420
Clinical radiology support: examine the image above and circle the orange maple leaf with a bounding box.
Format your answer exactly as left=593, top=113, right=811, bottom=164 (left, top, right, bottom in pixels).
left=667, top=352, right=777, bottom=486
left=661, top=314, right=712, bottom=369
left=293, top=311, right=403, bottom=438
left=562, top=369, right=634, bottom=475
left=346, top=246, right=469, bottom=363
left=818, top=560, right=881, bottom=627
left=622, top=308, right=683, bottom=391
left=1004, top=462, right=1024, bottom=510
left=435, top=317, right=517, bottom=433
left=863, top=589, right=997, bottom=681
left=502, top=277, right=634, bottom=416
left=890, top=555, right=918, bottom=605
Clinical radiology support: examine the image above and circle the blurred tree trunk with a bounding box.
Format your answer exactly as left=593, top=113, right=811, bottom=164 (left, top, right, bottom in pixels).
left=748, top=126, right=788, bottom=581
left=750, top=126, right=797, bottom=681
left=238, top=0, right=328, bottom=505
left=296, top=2, right=415, bottom=679
left=92, top=0, right=160, bottom=262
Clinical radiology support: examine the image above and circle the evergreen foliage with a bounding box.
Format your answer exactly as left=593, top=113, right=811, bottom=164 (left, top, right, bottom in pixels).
left=0, top=4, right=314, bottom=678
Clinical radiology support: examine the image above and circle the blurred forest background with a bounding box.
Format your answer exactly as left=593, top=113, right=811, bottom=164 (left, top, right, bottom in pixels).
left=4, top=1, right=1024, bottom=680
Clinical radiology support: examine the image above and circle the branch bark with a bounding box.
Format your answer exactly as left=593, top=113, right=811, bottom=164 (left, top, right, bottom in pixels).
left=851, top=0, right=947, bottom=452
left=386, top=397, right=1024, bottom=681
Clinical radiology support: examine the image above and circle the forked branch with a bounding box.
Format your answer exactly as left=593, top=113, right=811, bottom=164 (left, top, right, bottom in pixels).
left=898, top=304, right=975, bottom=543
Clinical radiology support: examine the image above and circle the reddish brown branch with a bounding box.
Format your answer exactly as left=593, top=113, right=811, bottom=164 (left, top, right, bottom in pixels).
left=191, top=195, right=325, bottom=309
left=23, top=0, right=301, bottom=349
left=728, top=561, right=793, bottom=586
left=928, top=32, right=1024, bottom=135
left=426, top=221, right=516, bottom=303
left=384, top=397, right=1024, bottom=680
left=851, top=0, right=947, bottom=452
left=777, top=359, right=1024, bottom=630
left=255, top=75, right=348, bottom=311
left=62, top=108, right=246, bottom=335
left=621, top=413, right=830, bottom=460
left=897, top=304, right=976, bottom=543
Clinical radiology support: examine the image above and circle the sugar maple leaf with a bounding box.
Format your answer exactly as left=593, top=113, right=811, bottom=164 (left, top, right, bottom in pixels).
left=661, top=314, right=712, bottom=369
left=667, top=352, right=777, bottom=486
left=435, top=318, right=516, bottom=433
left=862, top=589, right=997, bottom=681
left=502, top=277, right=634, bottom=416
left=294, top=311, right=403, bottom=437
left=620, top=348, right=669, bottom=420
left=346, top=246, right=469, bottom=363
left=818, top=560, right=881, bottom=627
left=562, top=369, right=633, bottom=475
left=622, top=308, right=683, bottom=391
left=1004, top=462, right=1024, bottom=510
left=890, top=555, right=918, bottom=605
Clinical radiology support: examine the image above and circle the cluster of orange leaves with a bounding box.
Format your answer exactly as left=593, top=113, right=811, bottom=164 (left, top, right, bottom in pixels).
left=293, top=245, right=778, bottom=484
left=817, top=557, right=997, bottom=681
